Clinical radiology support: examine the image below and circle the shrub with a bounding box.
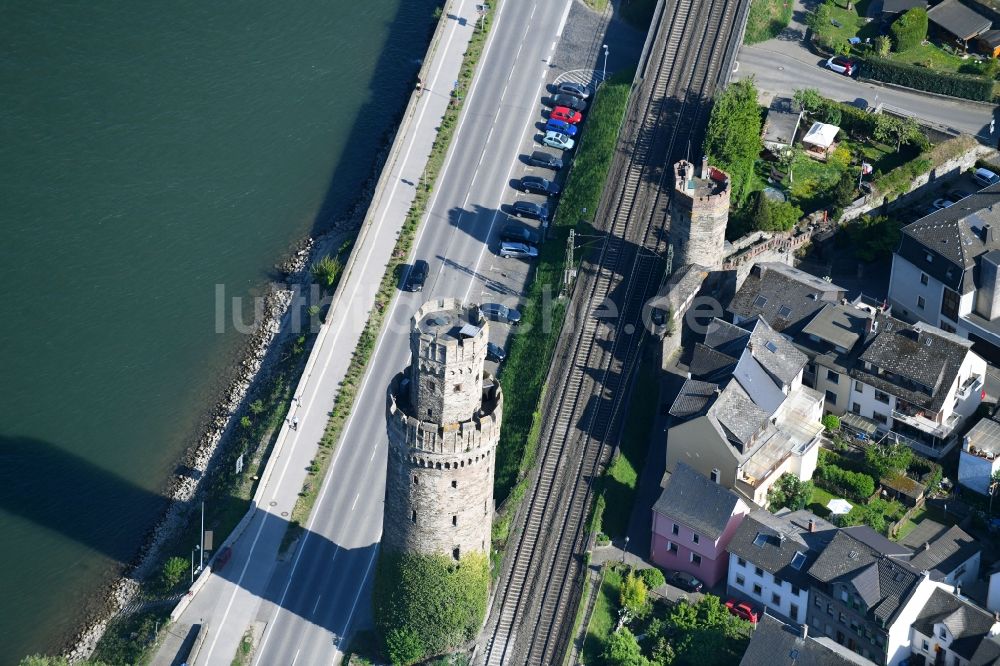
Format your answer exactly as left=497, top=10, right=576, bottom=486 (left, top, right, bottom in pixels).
left=639, top=567, right=666, bottom=590
left=620, top=570, right=649, bottom=618
left=815, top=463, right=876, bottom=500
left=874, top=35, right=891, bottom=57
left=845, top=214, right=903, bottom=262
left=859, top=58, right=993, bottom=101
left=822, top=414, right=840, bottom=432
left=768, top=473, right=813, bottom=511
left=604, top=627, right=647, bottom=666
left=310, top=255, right=344, bottom=290
left=889, top=8, right=928, bottom=52
left=373, top=551, right=490, bottom=662
left=864, top=441, right=913, bottom=478
left=160, top=556, right=189, bottom=591
left=749, top=191, right=803, bottom=232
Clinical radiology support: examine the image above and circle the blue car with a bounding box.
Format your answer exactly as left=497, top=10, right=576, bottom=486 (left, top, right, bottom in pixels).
left=545, top=118, right=577, bottom=137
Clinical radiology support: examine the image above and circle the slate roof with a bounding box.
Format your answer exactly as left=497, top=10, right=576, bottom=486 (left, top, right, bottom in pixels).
left=913, top=588, right=998, bottom=660
left=689, top=342, right=740, bottom=380
left=727, top=509, right=835, bottom=588
left=669, top=379, right=719, bottom=419
left=748, top=318, right=807, bottom=385
left=653, top=463, right=743, bottom=540
left=763, top=96, right=803, bottom=148
left=729, top=263, right=845, bottom=334
left=899, top=518, right=949, bottom=550
left=852, top=315, right=972, bottom=412
left=693, top=317, right=806, bottom=387
left=808, top=530, right=921, bottom=625
left=928, top=0, right=992, bottom=40
left=740, top=614, right=877, bottom=666
left=908, top=524, right=980, bottom=580
left=709, top=380, right=771, bottom=450
left=895, top=185, right=1000, bottom=294
left=970, top=636, right=1000, bottom=665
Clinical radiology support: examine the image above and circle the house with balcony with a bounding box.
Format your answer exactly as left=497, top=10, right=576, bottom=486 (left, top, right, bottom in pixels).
left=667, top=317, right=825, bottom=506
left=650, top=463, right=749, bottom=587
left=847, top=316, right=986, bottom=459
left=908, top=588, right=1000, bottom=666
left=959, top=411, right=1000, bottom=495
left=806, top=529, right=949, bottom=665
left=726, top=508, right=837, bottom=624
left=888, top=183, right=1000, bottom=365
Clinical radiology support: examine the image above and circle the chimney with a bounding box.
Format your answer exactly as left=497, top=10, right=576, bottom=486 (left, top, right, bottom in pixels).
left=808, top=518, right=816, bottom=533
left=924, top=541, right=931, bottom=552
left=800, top=623, right=809, bottom=640
left=701, top=155, right=709, bottom=180
left=985, top=224, right=995, bottom=245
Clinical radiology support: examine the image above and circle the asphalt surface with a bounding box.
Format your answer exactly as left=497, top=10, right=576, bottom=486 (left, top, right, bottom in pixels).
left=735, top=44, right=999, bottom=141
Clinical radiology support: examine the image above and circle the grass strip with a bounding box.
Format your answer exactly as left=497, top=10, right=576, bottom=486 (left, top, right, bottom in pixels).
left=492, top=71, right=634, bottom=552
left=280, top=4, right=497, bottom=546
left=581, top=566, right=622, bottom=664
left=596, top=357, right=658, bottom=539
left=743, top=0, right=792, bottom=44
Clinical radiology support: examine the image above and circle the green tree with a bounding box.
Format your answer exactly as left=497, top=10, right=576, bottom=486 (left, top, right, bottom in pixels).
left=890, top=8, right=928, bottom=52
left=749, top=191, right=803, bottom=232
left=846, top=214, right=902, bottom=262
left=768, top=473, right=813, bottom=511
left=639, top=567, right=666, bottom=590
left=873, top=114, right=923, bottom=152
left=249, top=399, right=265, bottom=415
left=161, top=556, right=189, bottom=590
left=822, top=414, right=841, bottom=432
left=807, top=2, right=832, bottom=32
left=604, top=627, right=649, bottom=666
left=831, top=168, right=859, bottom=216
left=650, top=637, right=676, bottom=666
left=373, top=551, right=490, bottom=662
left=703, top=78, right=763, bottom=206
left=620, top=570, right=649, bottom=618
left=311, top=255, right=344, bottom=291
left=865, top=441, right=913, bottom=478
left=874, top=35, right=892, bottom=57
left=793, top=88, right=824, bottom=114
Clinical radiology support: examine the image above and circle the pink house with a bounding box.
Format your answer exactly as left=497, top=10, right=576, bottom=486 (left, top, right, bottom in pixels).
left=651, top=462, right=750, bottom=587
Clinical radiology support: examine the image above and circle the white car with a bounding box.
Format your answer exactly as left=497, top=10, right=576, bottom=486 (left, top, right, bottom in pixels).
left=543, top=131, right=575, bottom=151
left=825, top=56, right=856, bottom=76
left=499, top=242, right=538, bottom=259
left=974, top=167, right=1000, bottom=188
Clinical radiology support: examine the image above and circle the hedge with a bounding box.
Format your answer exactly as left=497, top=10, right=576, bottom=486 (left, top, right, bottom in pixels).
left=859, top=58, right=993, bottom=102
left=889, top=8, right=927, bottom=52
left=815, top=459, right=876, bottom=501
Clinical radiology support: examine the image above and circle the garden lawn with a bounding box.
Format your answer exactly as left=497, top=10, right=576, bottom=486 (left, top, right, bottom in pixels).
left=744, top=0, right=793, bottom=44
left=582, top=567, right=624, bottom=664
left=807, top=485, right=838, bottom=518
left=813, top=3, right=865, bottom=47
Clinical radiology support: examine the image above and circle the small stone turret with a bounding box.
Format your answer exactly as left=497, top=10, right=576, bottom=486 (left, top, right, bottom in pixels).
left=383, top=298, right=502, bottom=560
left=670, top=159, right=731, bottom=269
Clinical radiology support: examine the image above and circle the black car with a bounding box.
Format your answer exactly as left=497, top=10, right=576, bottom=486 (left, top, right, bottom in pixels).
left=550, top=94, right=587, bottom=112
left=406, top=259, right=428, bottom=292
left=500, top=223, right=541, bottom=245
left=527, top=150, right=563, bottom=170
left=555, top=81, right=589, bottom=99
left=480, top=302, right=522, bottom=325
left=486, top=342, right=506, bottom=363
left=519, top=175, right=560, bottom=196
left=511, top=200, right=549, bottom=222
left=666, top=571, right=703, bottom=593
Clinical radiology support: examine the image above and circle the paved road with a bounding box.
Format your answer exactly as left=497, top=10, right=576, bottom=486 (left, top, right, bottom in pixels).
left=154, top=0, right=620, bottom=663
left=735, top=44, right=998, bottom=140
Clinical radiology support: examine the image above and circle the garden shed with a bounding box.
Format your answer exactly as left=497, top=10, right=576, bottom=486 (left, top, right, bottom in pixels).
left=868, top=0, right=926, bottom=19
left=880, top=472, right=926, bottom=506
left=978, top=29, right=1000, bottom=57
left=801, top=122, right=840, bottom=160
left=927, top=0, right=992, bottom=46
left=762, top=96, right=803, bottom=155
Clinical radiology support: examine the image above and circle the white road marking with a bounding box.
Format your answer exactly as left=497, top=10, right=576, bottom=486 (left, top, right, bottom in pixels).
left=332, top=544, right=381, bottom=664
left=556, top=0, right=571, bottom=37
left=312, top=595, right=322, bottom=615
left=291, top=648, right=300, bottom=666
left=351, top=493, right=360, bottom=511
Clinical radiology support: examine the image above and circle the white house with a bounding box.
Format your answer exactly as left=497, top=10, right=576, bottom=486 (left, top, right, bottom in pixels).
left=888, top=184, right=1000, bottom=365
left=960, top=413, right=1000, bottom=495
left=909, top=588, right=1000, bottom=666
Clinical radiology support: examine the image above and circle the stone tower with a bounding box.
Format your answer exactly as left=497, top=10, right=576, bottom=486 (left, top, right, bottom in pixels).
left=670, top=157, right=730, bottom=269
left=383, top=298, right=503, bottom=560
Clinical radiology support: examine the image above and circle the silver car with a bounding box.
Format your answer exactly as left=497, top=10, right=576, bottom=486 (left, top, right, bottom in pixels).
left=499, top=241, right=538, bottom=259
left=543, top=131, right=575, bottom=151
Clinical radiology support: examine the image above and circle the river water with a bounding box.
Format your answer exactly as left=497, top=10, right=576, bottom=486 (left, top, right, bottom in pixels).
left=0, top=0, right=436, bottom=660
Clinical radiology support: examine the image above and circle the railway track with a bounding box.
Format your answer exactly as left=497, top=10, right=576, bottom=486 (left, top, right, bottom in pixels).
left=478, top=0, right=749, bottom=663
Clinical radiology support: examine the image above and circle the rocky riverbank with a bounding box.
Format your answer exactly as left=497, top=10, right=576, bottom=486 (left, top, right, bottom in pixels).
left=61, top=136, right=394, bottom=662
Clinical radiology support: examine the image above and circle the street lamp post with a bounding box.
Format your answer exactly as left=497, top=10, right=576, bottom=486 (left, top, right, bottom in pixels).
left=621, top=535, right=630, bottom=564
left=602, top=44, right=609, bottom=83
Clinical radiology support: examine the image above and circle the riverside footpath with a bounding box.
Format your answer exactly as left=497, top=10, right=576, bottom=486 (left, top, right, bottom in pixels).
left=148, top=5, right=477, bottom=665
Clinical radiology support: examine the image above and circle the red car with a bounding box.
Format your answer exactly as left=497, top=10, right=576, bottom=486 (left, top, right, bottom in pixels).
left=550, top=106, right=582, bottom=124
left=725, top=599, right=760, bottom=624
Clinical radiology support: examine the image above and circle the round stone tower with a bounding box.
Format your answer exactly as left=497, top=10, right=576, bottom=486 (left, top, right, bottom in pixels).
left=383, top=298, right=503, bottom=560
left=670, top=157, right=731, bottom=269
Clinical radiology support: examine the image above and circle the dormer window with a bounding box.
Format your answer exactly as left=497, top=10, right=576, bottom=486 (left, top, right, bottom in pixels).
left=926, top=253, right=933, bottom=263
left=754, top=295, right=768, bottom=308
left=938, top=627, right=947, bottom=640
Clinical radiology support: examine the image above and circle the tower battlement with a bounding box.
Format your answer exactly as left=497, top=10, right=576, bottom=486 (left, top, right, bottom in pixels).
left=670, top=158, right=731, bottom=269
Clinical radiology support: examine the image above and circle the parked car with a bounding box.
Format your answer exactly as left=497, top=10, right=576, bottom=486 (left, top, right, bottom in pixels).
left=826, top=56, right=856, bottom=76
left=543, top=131, right=575, bottom=151
left=666, top=570, right=703, bottom=593
left=974, top=167, right=1000, bottom=187
left=405, top=259, right=428, bottom=291
left=527, top=150, right=563, bottom=170
left=499, top=241, right=538, bottom=259
left=933, top=190, right=972, bottom=209
left=519, top=175, right=561, bottom=196
left=550, top=94, right=587, bottom=112
left=486, top=342, right=506, bottom=363
left=555, top=80, right=590, bottom=99
left=545, top=118, right=578, bottom=137
left=500, top=222, right=541, bottom=245
left=481, top=302, right=522, bottom=324
left=511, top=200, right=549, bottom=221
left=550, top=106, right=583, bottom=124
left=725, top=600, right=760, bottom=624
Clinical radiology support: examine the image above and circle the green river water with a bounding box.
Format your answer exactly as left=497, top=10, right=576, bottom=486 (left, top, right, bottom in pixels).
left=0, top=0, right=436, bottom=659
